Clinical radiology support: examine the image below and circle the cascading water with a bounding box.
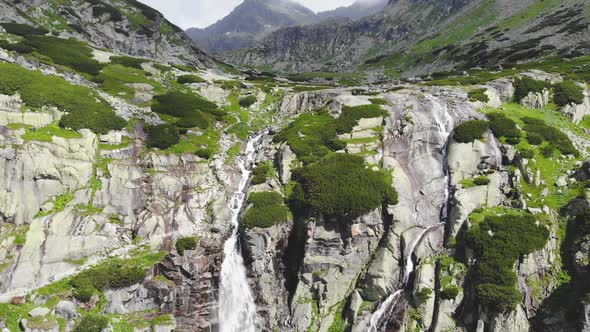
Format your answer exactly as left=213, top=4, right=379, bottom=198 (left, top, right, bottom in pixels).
left=368, top=94, right=455, bottom=331
left=218, top=133, right=263, bottom=332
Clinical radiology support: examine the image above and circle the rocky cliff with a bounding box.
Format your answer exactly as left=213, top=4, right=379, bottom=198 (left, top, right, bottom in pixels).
left=225, top=0, right=590, bottom=76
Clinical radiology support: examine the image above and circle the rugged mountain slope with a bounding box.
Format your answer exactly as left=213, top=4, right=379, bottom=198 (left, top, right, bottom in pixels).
left=185, top=0, right=316, bottom=54
left=226, top=0, right=590, bottom=76
left=316, top=0, right=389, bottom=21
left=0, top=0, right=214, bottom=66
left=1, top=0, right=590, bottom=331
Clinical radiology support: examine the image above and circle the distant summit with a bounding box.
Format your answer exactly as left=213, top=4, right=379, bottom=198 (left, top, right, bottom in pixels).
left=185, top=0, right=388, bottom=54
left=185, top=0, right=316, bottom=54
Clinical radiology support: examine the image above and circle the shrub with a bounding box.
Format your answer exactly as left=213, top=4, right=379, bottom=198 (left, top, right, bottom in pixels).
left=527, top=132, right=543, bottom=145
left=70, top=260, right=146, bottom=302
left=334, top=104, right=387, bottom=134
left=152, top=91, right=220, bottom=126
left=239, top=95, right=258, bottom=108
left=440, top=284, right=460, bottom=300
left=0, top=23, right=47, bottom=36
left=416, top=287, right=433, bottom=303
left=473, top=176, right=490, bottom=186
left=273, top=113, right=340, bottom=165
left=177, top=74, right=206, bottom=84
left=519, top=148, right=535, bottom=159
left=176, top=237, right=198, bottom=255
left=110, top=56, right=147, bottom=69
left=523, top=121, right=578, bottom=156
left=176, top=111, right=208, bottom=129
left=243, top=192, right=290, bottom=229
left=294, top=154, right=397, bottom=219
left=513, top=77, right=550, bottom=102
left=465, top=212, right=548, bottom=312
left=453, top=120, right=489, bottom=143
left=540, top=144, right=556, bottom=157
left=0, top=63, right=123, bottom=134
left=73, top=315, right=109, bottom=332
left=487, top=113, right=520, bottom=140
left=194, top=148, right=212, bottom=160
left=251, top=162, right=273, bottom=185
left=553, top=81, right=584, bottom=107
left=468, top=88, right=489, bottom=103
left=146, top=124, right=180, bottom=149
left=22, top=36, right=103, bottom=75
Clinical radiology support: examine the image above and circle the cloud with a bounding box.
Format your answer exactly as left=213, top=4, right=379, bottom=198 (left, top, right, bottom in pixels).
left=139, top=0, right=358, bottom=29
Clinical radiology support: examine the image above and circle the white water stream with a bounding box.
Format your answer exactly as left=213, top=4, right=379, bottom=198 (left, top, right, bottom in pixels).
left=218, top=133, right=263, bottom=332
left=368, top=95, right=454, bottom=331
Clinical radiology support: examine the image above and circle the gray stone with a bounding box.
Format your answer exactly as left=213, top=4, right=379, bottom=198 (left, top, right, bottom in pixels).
left=28, top=307, right=50, bottom=317
left=55, top=301, right=78, bottom=320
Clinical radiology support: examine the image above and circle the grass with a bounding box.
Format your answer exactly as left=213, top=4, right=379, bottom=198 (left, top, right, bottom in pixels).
left=0, top=63, right=125, bottom=134
left=95, top=64, right=162, bottom=101
left=21, top=124, right=82, bottom=142
left=163, top=128, right=221, bottom=156
left=36, top=191, right=74, bottom=217
left=412, top=0, right=497, bottom=53
left=480, top=103, right=586, bottom=209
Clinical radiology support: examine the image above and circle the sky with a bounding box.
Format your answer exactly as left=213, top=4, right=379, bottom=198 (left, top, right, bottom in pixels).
left=139, top=0, right=358, bottom=30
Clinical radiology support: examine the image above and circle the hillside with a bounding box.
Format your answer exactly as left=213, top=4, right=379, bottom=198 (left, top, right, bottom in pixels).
left=0, top=0, right=214, bottom=66
left=226, top=0, right=590, bottom=78
left=0, top=0, right=590, bottom=332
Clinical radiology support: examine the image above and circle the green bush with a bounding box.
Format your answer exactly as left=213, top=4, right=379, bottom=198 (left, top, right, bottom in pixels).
left=73, top=315, right=109, bottom=332
left=334, top=104, right=387, bottom=134
left=194, top=148, right=212, bottom=160
left=453, top=120, right=489, bottom=143
left=20, top=36, right=103, bottom=75
left=146, top=124, right=180, bottom=149
left=176, top=111, right=208, bottom=129
left=239, top=95, right=258, bottom=108
left=177, top=75, right=206, bottom=84
left=513, top=77, right=550, bottom=102
left=251, top=162, right=273, bottom=185
left=0, top=23, right=48, bottom=36
left=523, top=120, right=578, bottom=156
left=273, top=112, right=341, bottom=165
left=519, top=148, right=535, bottom=159
left=110, top=56, right=147, bottom=70
left=540, top=144, right=556, bottom=157
left=293, top=154, right=397, bottom=219
left=468, top=88, right=489, bottom=103
left=70, top=260, right=146, bottom=302
left=553, top=81, right=584, bottom=107
left=473, top=176, right=490, bottom=186
left=440, top=284, right=460, bottom=300
left=465, top=212, right=548, bottom=312
left=527, top=132, right=543, bottom=145
left=0, top=63, right=124, bottom=134
left=243, top=192, right=290, bottom=229
left=176, top=237, right=198, bottom=255
left=152, top=91, right=222, bottom=128
left=487, top=113, right=521, bottom=142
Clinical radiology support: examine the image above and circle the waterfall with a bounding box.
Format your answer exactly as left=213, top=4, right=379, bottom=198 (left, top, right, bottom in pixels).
left=367, top=94, right=454, bottom=331
left=218, top=133, right=263, bottom=332
left=368, top=290, right=404, bottom=332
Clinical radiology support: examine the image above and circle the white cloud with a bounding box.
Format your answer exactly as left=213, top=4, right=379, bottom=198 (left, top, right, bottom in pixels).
left=139, top=0, right=358, bottom=29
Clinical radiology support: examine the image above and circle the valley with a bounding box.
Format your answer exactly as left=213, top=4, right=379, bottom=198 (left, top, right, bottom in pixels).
left=0, top=0, right=588, bottom=332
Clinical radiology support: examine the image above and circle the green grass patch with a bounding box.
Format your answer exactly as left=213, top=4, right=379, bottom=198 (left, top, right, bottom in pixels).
left=175, top=237, right=198, bottom=256
left=468, top=88, right=489, bottom=103
left=177, top=74, right=206, bottom=84
left=22, top=123, right=82, bottom=142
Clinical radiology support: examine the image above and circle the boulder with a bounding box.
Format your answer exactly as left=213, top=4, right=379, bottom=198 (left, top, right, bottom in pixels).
left=55, top=301, right=78, bottom=320
left=28, top=307, right=50, bottom=317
